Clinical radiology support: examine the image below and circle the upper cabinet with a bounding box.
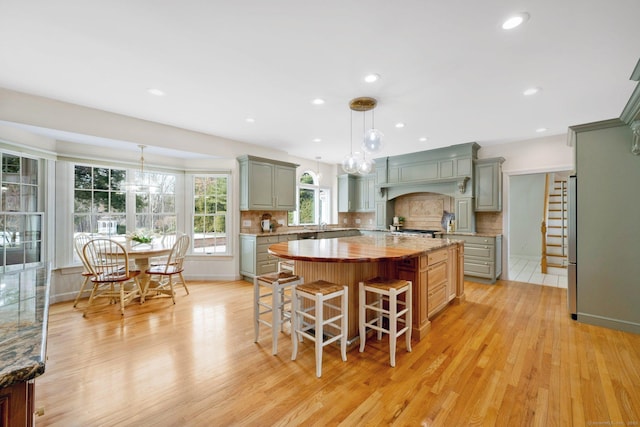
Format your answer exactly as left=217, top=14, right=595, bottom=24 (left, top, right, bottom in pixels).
left=338, top=173, right=375, bottom=212
left=337, top=174, right=356, bottom=212
left=238, top=155, right=298, bottom=211
left=474, top=157, right=505, bottom=212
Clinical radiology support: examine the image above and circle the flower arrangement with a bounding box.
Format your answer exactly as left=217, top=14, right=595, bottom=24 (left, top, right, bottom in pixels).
left=127, top=229, right=155, bottom=244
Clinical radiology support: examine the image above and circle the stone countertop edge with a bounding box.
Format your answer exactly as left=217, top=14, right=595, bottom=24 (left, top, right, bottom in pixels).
left=240, top=227, right=362, bottom=237
left=437, top=232, right=503, bottom=237
left=0, top=266, right=51, bottom=389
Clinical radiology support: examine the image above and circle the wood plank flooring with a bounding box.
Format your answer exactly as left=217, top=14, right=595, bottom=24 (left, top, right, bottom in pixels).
left=35, top=279, right=640, bottom=426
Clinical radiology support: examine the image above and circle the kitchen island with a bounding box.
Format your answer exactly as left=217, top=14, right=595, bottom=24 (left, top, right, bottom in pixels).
left=268, top=234, right=464, bottom=341
left=0, top=265, right=51, bottom=426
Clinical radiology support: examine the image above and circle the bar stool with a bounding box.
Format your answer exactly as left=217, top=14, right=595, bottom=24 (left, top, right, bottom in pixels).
left=359, top=277, right=412, bottom=367
left=254, top=271, right=304, bottom=355
left=291, top=280, right=348, bottom=378
left=278, top=259, right=295, bottom=273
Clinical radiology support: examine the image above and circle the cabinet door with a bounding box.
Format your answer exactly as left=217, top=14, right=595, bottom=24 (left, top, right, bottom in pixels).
left=274, top=165, right=296, bottom=210
left=454, top=198, right=475, bottom=232
left=338, top=174, right=355, bottom=212
left=248, top=161, right=275, bottom=210
left=475, top=158, right=504, bottom=212
left=239, top=235, right=257, bottom=276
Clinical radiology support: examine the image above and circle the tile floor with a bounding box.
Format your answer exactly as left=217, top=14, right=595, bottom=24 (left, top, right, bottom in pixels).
left=508, top=255, right=568, bottom=288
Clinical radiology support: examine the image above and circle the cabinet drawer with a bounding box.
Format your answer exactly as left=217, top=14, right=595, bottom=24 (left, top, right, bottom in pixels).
left=465, top=244, right=494, bottom=260
left=257, top=260, right=278, bottom=275
left=279, top=234, right=298, bottom=242
left=428, top=261, right=447, bottom=286
left=428, top=249, right=448, bottom=265
left=460, top=235, right=494, bottom=245
left=464, top=259, right=495, bottom=278
left=428, top=282, right=447, bottom=316
left=257, top=235, right=280, bottom=244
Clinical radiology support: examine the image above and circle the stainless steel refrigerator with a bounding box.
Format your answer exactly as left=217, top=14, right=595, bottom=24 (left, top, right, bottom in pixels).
left=567, top=175, right=577, bottom=320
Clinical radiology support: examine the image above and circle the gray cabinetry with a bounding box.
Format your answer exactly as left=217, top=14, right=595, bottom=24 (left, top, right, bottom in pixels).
left=454, top=198, right=475, bottom=233
left=240, top=234, right=298, bottom=280
left=337, top=174, right=356, bottom=212
left=338, top=173, right=375, bottom=212
left=448, top=234, right=502, bottom=283
left=238, top=155, right=298, bottom=211
left=474, top=157, right=504, bottom=212
left=356, top=175, right=375, bottom=211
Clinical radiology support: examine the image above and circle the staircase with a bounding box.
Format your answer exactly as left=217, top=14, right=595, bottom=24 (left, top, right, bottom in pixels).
left=541, top=174, right=568, bottom=274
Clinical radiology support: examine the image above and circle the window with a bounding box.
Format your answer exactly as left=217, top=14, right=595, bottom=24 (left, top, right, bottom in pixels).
left=134, top=172, right=176, bottom=234
left=193, top=175, right=229, bottom=254
left=72, top=165, right=179, bottom=264
left=73, top=165, right=127, bottom=236
left=288, top=171, right=330, bottom=226
left=0, top=152, right=42, bottom=272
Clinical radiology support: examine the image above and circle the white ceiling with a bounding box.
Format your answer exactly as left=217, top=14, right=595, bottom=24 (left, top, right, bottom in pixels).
left=1, top=0, right=639, bottom=164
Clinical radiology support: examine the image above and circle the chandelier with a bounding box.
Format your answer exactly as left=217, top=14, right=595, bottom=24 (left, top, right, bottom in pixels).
left=342, top=97, right=383, bottom=174
left=120, top=145, right=159, bottom=193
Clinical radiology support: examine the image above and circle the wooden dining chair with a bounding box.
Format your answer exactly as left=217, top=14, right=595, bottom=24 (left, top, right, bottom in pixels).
left=145, top=234, right=190, bottom=304
left=72, top=233, right=95, bottom=308
left=82, top=238, right=143, bottom=316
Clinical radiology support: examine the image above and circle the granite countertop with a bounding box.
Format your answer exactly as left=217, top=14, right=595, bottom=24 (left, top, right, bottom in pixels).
left=240, top=227, right=361, bottom=237
left=268, top=234, right=461, bottom=263
left=0, top=265, right=51, bottom=389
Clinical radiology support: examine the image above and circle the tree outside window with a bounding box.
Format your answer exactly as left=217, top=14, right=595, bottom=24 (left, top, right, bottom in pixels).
left=193, top=175, right=229, bottom=254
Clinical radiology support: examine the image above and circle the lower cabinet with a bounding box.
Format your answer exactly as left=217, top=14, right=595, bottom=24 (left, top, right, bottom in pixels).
left=0, top=380, right=35, bottom=427
left=240, top=234, right=298, bottom=280
left=396, top=248, right=452, bottom=340
left=447, top=234, right=502, bottom=283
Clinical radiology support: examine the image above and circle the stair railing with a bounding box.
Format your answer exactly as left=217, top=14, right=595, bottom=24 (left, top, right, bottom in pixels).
left=540, top=173, right=550, bottom=274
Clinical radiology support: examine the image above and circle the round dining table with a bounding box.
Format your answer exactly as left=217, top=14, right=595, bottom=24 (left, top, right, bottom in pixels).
left=125, top=242, right=173, bottom=299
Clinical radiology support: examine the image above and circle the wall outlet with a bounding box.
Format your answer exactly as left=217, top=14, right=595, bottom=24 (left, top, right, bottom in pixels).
left=355, top=218, right=361, bottom=224
left=343, top=218, right=348, bottom=224
left=278, top=219, right=284, bottom=225
left=242, top=220, right=251, bottom=227
left=368, top=219, right=373, bottom=225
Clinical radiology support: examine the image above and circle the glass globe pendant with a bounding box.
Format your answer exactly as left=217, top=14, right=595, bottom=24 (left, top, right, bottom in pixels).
left=362, top=128, right=383, bottom=153
left=342, top=153, right=359, bottom=174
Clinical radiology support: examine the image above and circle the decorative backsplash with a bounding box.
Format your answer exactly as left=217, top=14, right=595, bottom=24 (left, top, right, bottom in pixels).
left=394, top=193, right=454, bottom=231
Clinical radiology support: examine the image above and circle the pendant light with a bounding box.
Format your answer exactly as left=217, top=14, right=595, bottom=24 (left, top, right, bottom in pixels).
left=342, top=97, right=381, bottom=174
left=342, top=109, right=360, bottom=173
left=120, top=145, right=159, bottom=193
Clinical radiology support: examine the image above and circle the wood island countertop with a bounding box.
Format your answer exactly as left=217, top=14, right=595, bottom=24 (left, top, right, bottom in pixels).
left=268, top=234, right=460, bottom=262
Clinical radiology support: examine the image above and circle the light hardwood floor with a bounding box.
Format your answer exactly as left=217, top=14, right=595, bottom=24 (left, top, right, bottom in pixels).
left=36, top=279, right=640, bottom=426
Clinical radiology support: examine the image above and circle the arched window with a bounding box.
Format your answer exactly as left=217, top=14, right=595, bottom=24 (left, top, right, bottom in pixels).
left=288, top=171, right=330, bottom=226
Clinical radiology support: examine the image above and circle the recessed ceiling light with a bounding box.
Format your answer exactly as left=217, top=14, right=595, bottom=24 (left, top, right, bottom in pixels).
left=536, top=127, right=548, bottom=133
left=364, top=73, right=380, bottom=83
left=502, top=12, right=530, bottom=30
left=245, top=117, right=255, bottom=123
left=395, top=123, right=405, bottom=128
left=311, top=98, right=325, bottom=105
left=147, top=88, right=165, bottom=96
left=523, top=87, right=541, bottom=96
left=312, top=138, right=322, bottom=143
left=419, top=137, right=428, bottom=142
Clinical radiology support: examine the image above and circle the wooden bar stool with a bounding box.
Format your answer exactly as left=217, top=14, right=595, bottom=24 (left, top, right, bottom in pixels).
left=359, top=277, right=412, bottom=367
left=254, top=271, right=304, bottom=355
left=291, top=280, right=348, bottom=378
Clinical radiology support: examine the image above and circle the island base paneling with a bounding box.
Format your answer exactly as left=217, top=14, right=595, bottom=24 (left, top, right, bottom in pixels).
left=293, top=260, right=388, bottom=343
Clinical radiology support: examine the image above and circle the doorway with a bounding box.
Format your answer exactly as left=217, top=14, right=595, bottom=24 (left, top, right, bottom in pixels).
left=506, top=171, right=568, bottom=288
